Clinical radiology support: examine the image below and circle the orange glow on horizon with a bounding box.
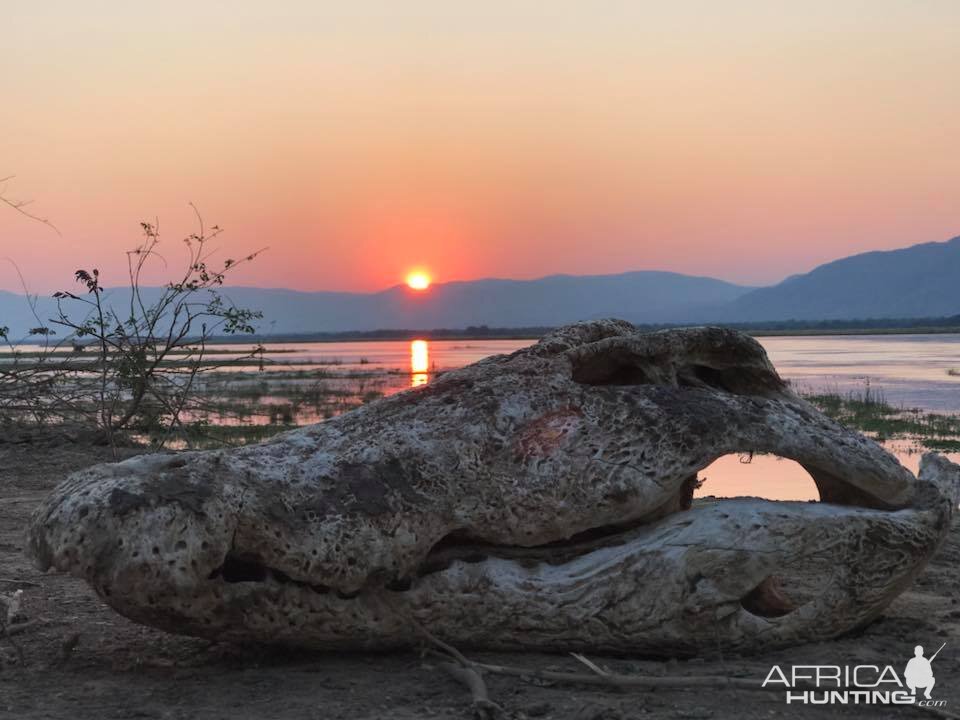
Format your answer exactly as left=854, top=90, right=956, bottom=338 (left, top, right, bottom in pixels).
left=4, top=5, right=960, bottom=294
left=406, top=270, right=432, bottom=290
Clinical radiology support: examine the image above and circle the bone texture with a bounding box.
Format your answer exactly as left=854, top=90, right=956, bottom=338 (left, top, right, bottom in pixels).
left=26, top=321, right=959, bottom=654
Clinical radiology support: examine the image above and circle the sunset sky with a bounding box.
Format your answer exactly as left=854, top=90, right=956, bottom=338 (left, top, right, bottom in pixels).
left=3, top=1, right=959, bottom=294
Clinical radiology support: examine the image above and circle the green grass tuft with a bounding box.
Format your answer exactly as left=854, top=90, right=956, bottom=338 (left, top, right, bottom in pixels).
left=803, top=384, right=960, bottom=450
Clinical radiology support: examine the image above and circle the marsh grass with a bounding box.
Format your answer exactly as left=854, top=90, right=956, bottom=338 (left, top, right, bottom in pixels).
left=803, top=382, right=960, bottom=451
left=137, top=421, right=297, bottom=448
left=130, top=365, right=406, bottom=447
left=2, top=349, right=412, bottom=448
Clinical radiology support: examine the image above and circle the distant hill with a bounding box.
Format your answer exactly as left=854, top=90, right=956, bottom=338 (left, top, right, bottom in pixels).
left=724, top=236, right=960, bottom=321
left=0, top=271, right=751, bottom=339
left=2, top=236, right=959, bottom=338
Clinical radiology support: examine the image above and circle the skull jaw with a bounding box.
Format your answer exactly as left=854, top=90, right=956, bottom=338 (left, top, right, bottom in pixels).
left=80, top=454, right=957, bottom=655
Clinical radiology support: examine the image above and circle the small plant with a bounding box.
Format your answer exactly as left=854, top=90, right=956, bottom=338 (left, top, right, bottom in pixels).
left=47, top=209, right=265, bottom=450
left=0, top=198, right=266, bottom=452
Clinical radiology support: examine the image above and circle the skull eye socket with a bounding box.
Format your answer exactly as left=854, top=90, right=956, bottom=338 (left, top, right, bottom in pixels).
left=677, top=364, right=724, bottom=388
left=571, top=358, right=651, bottom=386
left=567, top=340, right=657, bottom=385
left=568, top=344, right=656, bottom=385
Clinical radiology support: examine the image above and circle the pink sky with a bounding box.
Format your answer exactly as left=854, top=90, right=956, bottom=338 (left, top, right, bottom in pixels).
left=3, top=1, right=959, bottom=294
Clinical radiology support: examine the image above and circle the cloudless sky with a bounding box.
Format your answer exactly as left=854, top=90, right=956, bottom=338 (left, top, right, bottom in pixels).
left=2, top=1, right=959, bottom=293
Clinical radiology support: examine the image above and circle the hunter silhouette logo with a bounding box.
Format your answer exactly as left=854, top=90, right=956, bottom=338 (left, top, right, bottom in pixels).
left=905, top=643, right=945, bottom=700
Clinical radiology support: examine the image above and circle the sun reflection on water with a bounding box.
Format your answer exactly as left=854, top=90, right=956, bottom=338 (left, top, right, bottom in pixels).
left=411, top=339, right=429, bottom=386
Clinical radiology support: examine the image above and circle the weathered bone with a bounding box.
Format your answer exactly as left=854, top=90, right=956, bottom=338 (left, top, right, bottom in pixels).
left=26, top=321, right=960, bottom=654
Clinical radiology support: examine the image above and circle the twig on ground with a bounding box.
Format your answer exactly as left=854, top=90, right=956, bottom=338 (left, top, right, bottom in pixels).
left=0, top=578, right=42, bottom=588
left=4, top=620, right=45, bottom=637
left=473, top=658, right=758, bottom=691
left=570, top=652, right=610, bottom=677
left=412, top=619, right=472, bottom=667
left=437, top=661, right=504, bottom=719
left=412, top=620, right=503, bottom=718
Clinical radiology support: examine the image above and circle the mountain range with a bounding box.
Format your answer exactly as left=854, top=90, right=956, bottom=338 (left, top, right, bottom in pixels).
left=1, top=235, right=958, bottom=338
left=724, top=235, right=960, bottom=321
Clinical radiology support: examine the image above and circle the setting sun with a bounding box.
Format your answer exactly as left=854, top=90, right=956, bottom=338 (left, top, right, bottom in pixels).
left=405, top=271, right=432, bottom=291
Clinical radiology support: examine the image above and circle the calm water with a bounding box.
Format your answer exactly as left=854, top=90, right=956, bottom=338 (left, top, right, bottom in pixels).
left=761, top=334, right=960, bottom=413
left=241, top=333, right=960, bottom=500
left=15, top=333, right=959, bottom=499
left=246, top=333, right=960, bottom=412
left=16, top=333, right=957, bottom=409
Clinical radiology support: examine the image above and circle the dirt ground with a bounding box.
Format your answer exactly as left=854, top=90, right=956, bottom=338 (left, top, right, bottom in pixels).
left=1, top=440, right=958, bottom=720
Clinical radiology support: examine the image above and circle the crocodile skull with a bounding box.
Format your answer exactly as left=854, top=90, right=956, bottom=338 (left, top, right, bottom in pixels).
left=27, top=321, right=960, bottom=655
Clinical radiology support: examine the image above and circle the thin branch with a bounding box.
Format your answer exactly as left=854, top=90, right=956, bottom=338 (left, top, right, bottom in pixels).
left=437, top=661, right=504, bottom=719
left=570, top=652, right=610, bottom=677
left=412, top=619, right=472, bottom=668
left=413, top=621, right=503, bottom=719
left=471, top=658, right=759, bottom=691
left=0, top=176, right=61, bottom=235
left=3, top=619, right=43, bottom=637
left=0, top=579, right=42, bottom=588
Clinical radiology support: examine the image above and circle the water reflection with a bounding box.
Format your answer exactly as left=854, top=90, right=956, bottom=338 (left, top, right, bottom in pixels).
left=696, top=454, right=818, bottom=501
left=693, top=448, right=960, bottom=502
left=411, top=339, right=429, bottom=387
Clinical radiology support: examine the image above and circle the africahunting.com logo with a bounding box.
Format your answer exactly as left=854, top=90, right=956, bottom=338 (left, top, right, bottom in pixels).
left=762, top=642, right=947, bottom=707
